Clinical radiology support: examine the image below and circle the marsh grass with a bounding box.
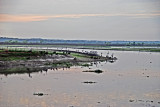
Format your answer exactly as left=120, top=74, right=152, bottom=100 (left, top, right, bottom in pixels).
left=105, top=48, right=160, bottom=52
left=0, top=49, right=43, bottom=61
left=81, top=63, right=92, bottom=67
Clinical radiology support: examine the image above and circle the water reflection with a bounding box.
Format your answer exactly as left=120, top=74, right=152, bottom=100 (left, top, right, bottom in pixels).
left=0, top=51, right=160, bottom=107
left=0, top=66, right=69, bottom=77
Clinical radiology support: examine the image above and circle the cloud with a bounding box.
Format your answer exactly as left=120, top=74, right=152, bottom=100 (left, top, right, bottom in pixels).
left=0, top=13, right=160, bottom=22
left=0, top=14, right=50, bottom=22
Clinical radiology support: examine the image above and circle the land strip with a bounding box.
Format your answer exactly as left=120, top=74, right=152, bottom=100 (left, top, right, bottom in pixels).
left=0, top=48, right=116, bottom=74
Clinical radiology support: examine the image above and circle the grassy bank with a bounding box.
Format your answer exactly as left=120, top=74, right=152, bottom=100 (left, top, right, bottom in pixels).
left=102, top=47, right=160, bottom=52
left=0, top=48, right=101, bottom=61
left=1, top=44, right=160, bottom=53
left=0, top=49, right=48, bottom=61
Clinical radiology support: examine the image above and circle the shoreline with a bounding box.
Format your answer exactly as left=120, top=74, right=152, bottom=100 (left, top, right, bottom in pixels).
left=0, top=49, right=116, bottom=74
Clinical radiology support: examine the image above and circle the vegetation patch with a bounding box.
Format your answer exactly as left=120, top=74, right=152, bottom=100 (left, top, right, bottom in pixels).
left=104, top=47, right=160, bottom=52
left=0, top=49, right=44, bottom=61
left=70, top=53, right=90, bottom=58
left=80, top=63, right=92, bottom=67
left=0, top=49, right=67, bottom=61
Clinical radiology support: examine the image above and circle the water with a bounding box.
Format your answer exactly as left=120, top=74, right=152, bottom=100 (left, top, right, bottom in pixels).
left=0, top=50, right=160, bottom=107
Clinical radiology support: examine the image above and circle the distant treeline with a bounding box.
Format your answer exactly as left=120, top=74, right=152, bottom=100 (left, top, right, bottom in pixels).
left=0, top=37, right=160, bottom=46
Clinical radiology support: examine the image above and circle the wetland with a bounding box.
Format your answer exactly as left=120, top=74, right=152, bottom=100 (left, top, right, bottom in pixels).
left=0, top=46, right=160, bottom=107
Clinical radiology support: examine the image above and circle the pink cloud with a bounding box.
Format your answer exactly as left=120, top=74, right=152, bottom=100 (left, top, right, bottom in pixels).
left=0, top=13, right=160, bottom=22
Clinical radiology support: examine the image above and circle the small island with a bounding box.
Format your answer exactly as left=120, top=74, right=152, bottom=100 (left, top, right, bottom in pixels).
left=0, top=48, right=116, bottom=74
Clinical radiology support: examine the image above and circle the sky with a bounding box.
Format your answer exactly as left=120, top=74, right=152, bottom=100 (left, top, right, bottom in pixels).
left=0, top=0, right=160, bottom=41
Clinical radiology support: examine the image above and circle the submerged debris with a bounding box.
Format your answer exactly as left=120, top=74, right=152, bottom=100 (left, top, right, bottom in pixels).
left=146, top=100, right=153, bottom=103
left=129, top=100, right=135, bottom=102
left=82, top=81, right=97, bottom=84
left=33, top=92, right=48, bottom=96
left=82, top=69, right=103, bottom=74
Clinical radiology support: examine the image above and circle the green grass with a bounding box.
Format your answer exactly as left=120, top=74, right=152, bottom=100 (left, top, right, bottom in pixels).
left=70, top=53, right=90, bottom=58
left=0, top=48, right=92, bottom=61
left=0, top=51, right=40, bottom=57
left=81, top=63, right=92, bottom=67
left=0, top=56, right=28, bottom=61
left=0, top=49, right=43, bottom=61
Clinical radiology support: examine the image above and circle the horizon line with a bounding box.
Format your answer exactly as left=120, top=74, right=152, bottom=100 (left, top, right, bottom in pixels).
left=0, top=36, right=160, bottom=42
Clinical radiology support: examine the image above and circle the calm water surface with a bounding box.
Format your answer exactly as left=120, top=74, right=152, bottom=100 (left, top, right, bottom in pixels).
left=0, top=50, right=160, bottom=107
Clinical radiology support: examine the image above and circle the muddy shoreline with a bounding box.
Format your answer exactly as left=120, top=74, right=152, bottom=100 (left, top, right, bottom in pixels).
left=0, top=52, right=116, bottom=75
left=0, top=54, right=113, bottom=67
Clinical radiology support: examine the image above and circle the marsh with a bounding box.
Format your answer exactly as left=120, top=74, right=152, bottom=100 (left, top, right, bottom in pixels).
left=0, top=50, right=160, bottom=107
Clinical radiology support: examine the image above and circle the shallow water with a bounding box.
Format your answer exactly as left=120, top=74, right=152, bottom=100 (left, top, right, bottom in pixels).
left=0, top=50, right=160, bottom=107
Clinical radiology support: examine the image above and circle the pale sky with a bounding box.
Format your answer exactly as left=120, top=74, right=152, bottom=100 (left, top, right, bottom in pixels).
left=0, top=0, right=160, bottom=40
